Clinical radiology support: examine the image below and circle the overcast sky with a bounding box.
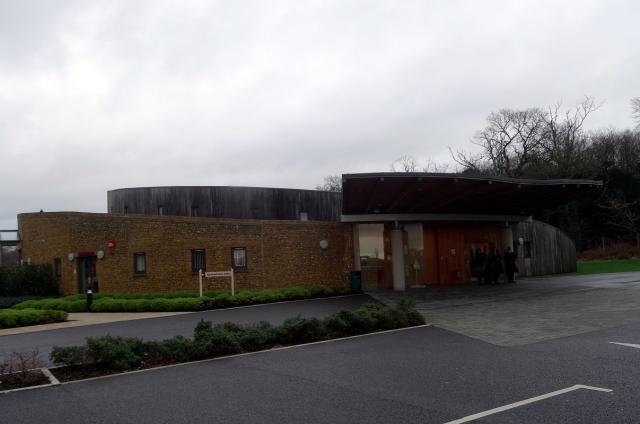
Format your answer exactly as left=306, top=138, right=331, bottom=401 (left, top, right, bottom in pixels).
left=1, top=0, right=639, bottom=229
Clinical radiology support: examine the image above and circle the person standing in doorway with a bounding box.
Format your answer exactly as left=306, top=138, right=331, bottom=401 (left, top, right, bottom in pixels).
left=474, top=247, right=486, bottom=285
left=504, top=246, right=517, bottom=283
left=483, top=246, right=493, bottom=285
left=490, top=247, right=503, bottom=284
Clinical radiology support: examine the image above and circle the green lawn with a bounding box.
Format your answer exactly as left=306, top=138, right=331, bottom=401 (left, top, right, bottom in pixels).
left=576, top=259, right=640, bottom=275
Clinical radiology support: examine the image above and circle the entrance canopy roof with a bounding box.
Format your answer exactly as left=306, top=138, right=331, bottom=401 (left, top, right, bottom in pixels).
left=341, top=173, right=602, bottom=221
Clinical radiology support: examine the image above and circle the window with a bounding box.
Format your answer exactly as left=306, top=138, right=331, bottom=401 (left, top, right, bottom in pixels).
left=133, top=253, right=146, bottom=275
left=157, top=206, right=164, bottom=215
left=192, top=249, right=206, bottom=272
left=54, top=258, right=62, bottom=278
left=523, top=241, right=532, bottom=259
left=232, top=247, right=247, bottom=270
left=299, top=212, right=308, bottom=221
left=191, top=206, right=199, bottom=217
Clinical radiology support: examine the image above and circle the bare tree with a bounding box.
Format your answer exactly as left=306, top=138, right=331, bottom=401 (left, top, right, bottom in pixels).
left=600, top=196, right=640, bottom=248
left=391, top=155, right=419, bottom=172
left=541, top=97, right=600, bottom=176
left=452, top=97, right=600, bottom=178
left=632, top=97, right=640, bottom=131
left=315, top=175, right=342, bottom=192
left=452, top=108, right=547, bottom=177
left=391, top=155, right=452, bottom=173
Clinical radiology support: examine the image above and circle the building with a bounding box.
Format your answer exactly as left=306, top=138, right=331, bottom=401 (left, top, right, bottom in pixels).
left=17, top=173, right=601, bottom=294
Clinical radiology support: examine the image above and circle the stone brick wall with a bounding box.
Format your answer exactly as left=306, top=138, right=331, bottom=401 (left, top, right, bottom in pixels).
left=18, top=212, right=354, bottom=295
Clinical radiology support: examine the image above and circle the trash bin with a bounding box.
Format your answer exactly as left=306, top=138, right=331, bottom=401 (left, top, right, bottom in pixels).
left=349, top=270, right=362, bottom=293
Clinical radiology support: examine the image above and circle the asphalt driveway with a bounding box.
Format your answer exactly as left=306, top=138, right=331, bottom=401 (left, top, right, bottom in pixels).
left=370, top=272, right=640, bottom=345
left=2, top=320, right=639, bottom=423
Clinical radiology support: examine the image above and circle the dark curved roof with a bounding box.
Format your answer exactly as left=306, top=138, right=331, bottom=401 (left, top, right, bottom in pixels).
left=341, top=172, right=602, bottom=216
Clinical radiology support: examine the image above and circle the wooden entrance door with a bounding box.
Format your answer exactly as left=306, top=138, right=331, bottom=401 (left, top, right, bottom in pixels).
left=424, top=226, right=467, bottom=285
left=436, top=228, right=466, bottom=285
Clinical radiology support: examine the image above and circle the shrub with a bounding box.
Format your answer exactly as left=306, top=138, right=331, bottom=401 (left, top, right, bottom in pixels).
left=86, top=335, right=146, bottom=370
left=237, top=322, right=279, bottom=352
left=193, top=320, right=242, bottom=358
left=50, top=345, right=90, bottom=367
left=0, top=264, right=58, bottom=297
left=49, top=302, right=424, bottom=372
left=0, top=308, right=68, bottom=328
left=161, top=336, right=196, bottom=361
left=278, top=316, right=325, bottom=344
left=578, top=242, right=640, bottom=260
left=11, top=285, right=351, bottom=313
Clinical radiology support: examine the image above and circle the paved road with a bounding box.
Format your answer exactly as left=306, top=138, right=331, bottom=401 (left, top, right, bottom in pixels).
left=0, top=295, right=370, bottom=361
left=1, top=320, right=638, bottom=423
left=371, top=272, right=640, bottom=345
left=3, top=273, right=640, bottom=423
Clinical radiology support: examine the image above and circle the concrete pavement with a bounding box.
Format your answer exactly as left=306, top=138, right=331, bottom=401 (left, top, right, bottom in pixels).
left=370, top=272, right=640, bottom=345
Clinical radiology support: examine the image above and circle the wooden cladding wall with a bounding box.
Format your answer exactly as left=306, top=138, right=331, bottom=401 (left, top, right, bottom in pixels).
left=108, top=186, right=342, bottom=222
left=511, top=220, right=577, bottom=277
left=423, top=223, right=510, bottom=285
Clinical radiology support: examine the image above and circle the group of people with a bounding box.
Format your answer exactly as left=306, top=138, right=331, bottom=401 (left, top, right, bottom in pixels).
left=471, top=245, right=518, bottom=285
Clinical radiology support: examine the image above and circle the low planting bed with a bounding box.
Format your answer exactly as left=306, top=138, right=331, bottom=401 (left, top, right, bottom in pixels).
left=0, top=351, right=50, bottom=392
left=49, top=300, right=425, bottom=382
left=11, top=286, right=353, bottom=313
left=0, top=308, right=68, bottom=329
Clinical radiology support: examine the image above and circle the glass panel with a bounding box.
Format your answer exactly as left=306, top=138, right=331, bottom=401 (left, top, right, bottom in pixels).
left=135, top=253, right=146, bottom=273
left=358, top=224, right=384, bottom=290
left=403, top=223, right=424, bottom=286
left=233, top=248, right=246, bottom=268
left=192, top=249, right=205, bottom=272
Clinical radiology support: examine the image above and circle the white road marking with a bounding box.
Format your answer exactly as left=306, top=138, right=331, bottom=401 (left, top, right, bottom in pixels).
left=609, top=342, right=640, bottom=350
left=444, top=385, right=613, bottom=424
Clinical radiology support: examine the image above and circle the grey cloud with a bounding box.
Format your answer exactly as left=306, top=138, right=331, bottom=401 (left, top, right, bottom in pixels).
left=1, top=0, right=639, bottom=228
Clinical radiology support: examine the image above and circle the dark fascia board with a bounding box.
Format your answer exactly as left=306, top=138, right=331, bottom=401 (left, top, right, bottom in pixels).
left=107, top=186, right=340, bottom=194
left=341, top=213, right=533, bottom=223
left=341, top=172, right=603, bottom=187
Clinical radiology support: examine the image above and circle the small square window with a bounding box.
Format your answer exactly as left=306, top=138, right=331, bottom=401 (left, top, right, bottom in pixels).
left=133, top=252, right=146, bottom=275
left=232, top=247, right=247, bottom=270
left=192, top=249, right=206, bottom=272
left=54, top=258, right=62, bottom=278
left=299, top=212, right=308, bottom=221
left=191, top=206, right=199, bottom=217
left=157, top=206, right=164, bottom=216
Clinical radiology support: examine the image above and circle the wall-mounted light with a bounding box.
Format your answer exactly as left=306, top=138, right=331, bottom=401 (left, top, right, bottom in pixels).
left=319, top=240, right=329, bottom=250
left=97, top=250, right=105, bottom=260
left=518, top=237, right=524, bottom=246
left=67, top=253, right=75, bottom=262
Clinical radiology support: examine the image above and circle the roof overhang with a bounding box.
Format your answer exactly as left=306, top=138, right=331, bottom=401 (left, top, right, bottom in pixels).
left=341, top=213, right=532, bottom=223
left=341, top=172, right=602, bottom=221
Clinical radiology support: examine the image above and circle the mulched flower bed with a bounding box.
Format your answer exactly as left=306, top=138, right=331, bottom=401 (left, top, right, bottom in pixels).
left=0, top=369, right=49, bottom=391
left=50, top=360, right=178, bottom=383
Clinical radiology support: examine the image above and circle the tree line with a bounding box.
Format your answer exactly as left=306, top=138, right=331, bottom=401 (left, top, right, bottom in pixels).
left=317, top=97, right=640, bottom=250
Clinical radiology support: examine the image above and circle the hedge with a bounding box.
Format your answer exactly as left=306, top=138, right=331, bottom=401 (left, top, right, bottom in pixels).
left=12, top=285, right=352, bottom=313
left=50, top=300, right=425, bottom=371
left=0, top=264, right=58, bottom=297
left=0, top=308, right=68, bottom=329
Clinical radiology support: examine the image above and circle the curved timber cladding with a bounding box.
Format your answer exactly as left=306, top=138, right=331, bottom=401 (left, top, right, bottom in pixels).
left=512, top=220, right=577, bottom=277
left=107, top=186, right=342, bottom=221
